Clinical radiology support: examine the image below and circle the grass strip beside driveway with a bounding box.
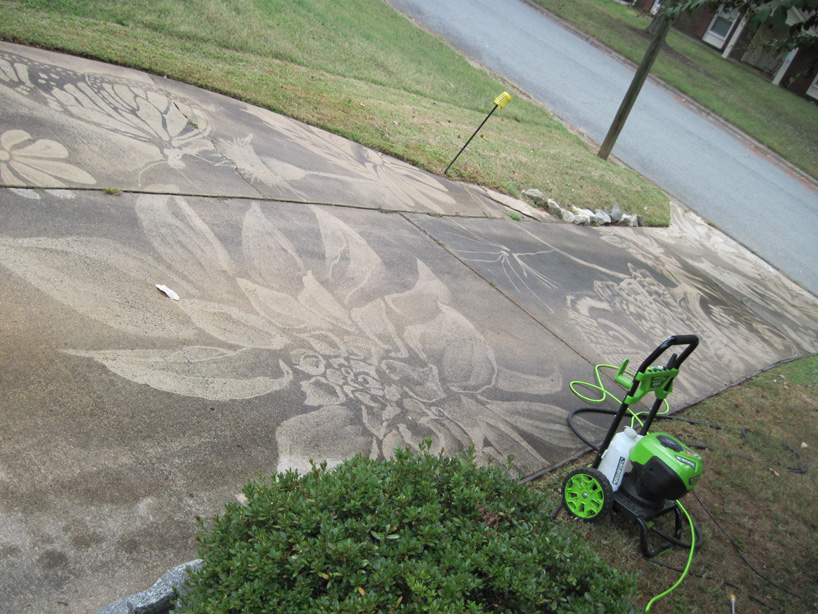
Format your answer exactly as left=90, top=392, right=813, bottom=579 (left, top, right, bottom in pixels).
left=0, top=0, right=670, bottom=224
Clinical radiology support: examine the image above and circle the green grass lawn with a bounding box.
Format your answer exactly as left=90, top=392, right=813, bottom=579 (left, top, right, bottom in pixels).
left=0, top=0, right=671, bottom=224
left=532, top=0, right=818, bottom=180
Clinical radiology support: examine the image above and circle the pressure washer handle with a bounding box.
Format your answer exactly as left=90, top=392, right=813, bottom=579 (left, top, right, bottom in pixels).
left=592, top=335, right=698, bottom=469
left=635, top=335, right=698, bottom=374
left=634, top=335, right=698, bottom=435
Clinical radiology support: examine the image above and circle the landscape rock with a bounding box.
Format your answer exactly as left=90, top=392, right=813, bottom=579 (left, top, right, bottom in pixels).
left=512, top=191, right=642, bottom=228
left=621, top=213, right=639, bottom=227
left=546, top=198, right=564, bottom=217
left=593, top=209, right=612, bottom=226
left=571, top=207, right=595, bottom=225
left=96, top=560, right=203, bottom=614
left=522, top=188, right=547, bottom=207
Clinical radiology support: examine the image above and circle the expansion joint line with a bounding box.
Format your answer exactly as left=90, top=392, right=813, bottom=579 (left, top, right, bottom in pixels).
left=399, top=212, right=580, bottom=361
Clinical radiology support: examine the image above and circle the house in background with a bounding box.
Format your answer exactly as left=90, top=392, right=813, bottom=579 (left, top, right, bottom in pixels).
left=636, top=0, right=818, bottom=100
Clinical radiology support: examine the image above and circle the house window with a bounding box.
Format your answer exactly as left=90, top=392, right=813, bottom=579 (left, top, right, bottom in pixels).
left=710, top=15, right=734, bottom=37
left=702, top=10, right=739, bottom=48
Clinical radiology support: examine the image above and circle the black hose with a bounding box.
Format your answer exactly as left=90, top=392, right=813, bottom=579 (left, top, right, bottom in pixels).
left=740, top=428, right=808, bottom=474
left=567, top=406, right=729, bottom=452
left=567, top=406, right=618, bottom=451
left=692, top=491, right=803, bottom=600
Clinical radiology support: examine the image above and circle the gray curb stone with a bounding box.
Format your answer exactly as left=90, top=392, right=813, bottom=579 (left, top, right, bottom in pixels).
left=96, top=560, right=203, bottom=614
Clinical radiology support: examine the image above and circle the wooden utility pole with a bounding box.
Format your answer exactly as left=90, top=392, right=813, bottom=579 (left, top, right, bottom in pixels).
left=597, top=13, right=673, bottom=160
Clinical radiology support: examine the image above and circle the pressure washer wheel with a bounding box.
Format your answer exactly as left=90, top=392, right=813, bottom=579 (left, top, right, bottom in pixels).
left=562, top=468, right=614, bottom=522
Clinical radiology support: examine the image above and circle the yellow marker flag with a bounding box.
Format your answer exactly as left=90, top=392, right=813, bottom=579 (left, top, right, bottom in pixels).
left=494, top=91, right=512, bottom=109
left=445, top=91, right=512, bottom=174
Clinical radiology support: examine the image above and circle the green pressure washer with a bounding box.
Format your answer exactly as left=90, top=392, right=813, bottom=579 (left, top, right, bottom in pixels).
left=563, top=335, right=701, bottom=558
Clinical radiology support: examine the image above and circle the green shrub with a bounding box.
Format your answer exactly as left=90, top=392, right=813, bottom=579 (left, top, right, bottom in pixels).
left=177, top=444, right=635, bottom=613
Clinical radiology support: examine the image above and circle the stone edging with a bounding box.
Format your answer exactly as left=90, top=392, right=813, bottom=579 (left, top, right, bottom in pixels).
left=96, top=560, right=203, bottom=614
left=522, top=188, right=641, bottom=226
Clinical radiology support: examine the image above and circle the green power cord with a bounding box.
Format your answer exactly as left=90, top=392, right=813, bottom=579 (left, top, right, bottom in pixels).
left=644, top=500, right=695, bottom=612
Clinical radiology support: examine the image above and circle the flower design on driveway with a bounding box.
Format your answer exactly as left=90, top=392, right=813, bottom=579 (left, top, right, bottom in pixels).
left=566, top=258, right=793, bottom=387
left=430, top=219, right=560, bottom=313
left=0, top=50, right=224, bottom=188
left=0, top=129, right=95, bottom=187
left=0, top=194, right=582, bottom=474
left=218, top=104, right=458, bottom=213
left=426, top=216, right=801, bottom=397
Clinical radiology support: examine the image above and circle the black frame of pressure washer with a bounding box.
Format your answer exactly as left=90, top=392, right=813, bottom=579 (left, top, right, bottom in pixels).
left=614, top=489, right=689, bottom=558
left=590, top=334, right=699, bottom=471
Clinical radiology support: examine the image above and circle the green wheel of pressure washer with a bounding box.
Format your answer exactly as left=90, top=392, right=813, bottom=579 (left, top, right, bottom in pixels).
left=562, top=467, right=613, bottom=522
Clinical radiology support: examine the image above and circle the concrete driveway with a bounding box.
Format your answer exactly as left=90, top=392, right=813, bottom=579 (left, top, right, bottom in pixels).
left=387, top=0, right=818, bottom=296
left=1, top=42, right=817, bottom=612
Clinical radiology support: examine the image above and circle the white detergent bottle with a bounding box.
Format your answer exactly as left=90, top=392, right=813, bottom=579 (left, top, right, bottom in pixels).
left=598, top=427, right=641, bottom=491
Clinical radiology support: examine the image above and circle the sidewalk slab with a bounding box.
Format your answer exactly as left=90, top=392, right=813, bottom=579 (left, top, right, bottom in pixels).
left=145, top=76, right=503, bottom=217
left=0, top=44, right=260, bottom=198
left=1, top=41, right=502, bottom=215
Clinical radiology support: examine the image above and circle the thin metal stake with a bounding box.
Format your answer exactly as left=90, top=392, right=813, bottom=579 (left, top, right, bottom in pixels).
left=445, top=92, right=511, bottom=175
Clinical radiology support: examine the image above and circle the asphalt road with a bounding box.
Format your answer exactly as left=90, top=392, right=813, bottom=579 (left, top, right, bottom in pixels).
left=387, top=0, right=818, bottom=296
